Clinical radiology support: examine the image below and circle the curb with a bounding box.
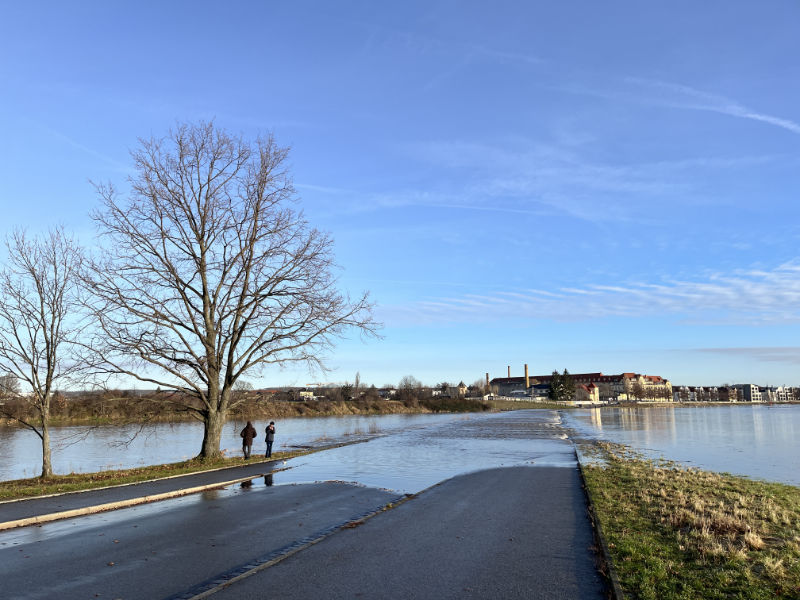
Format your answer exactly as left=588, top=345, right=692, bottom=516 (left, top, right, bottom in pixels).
left=575, top=449, right=626, bottom=600
left=0, top=473, right=267, bottom=532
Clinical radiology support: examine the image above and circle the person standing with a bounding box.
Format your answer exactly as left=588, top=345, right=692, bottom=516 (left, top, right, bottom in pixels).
left=240, top=421, right=257, bottom=459
left=265, top=421, right=276, bottom=458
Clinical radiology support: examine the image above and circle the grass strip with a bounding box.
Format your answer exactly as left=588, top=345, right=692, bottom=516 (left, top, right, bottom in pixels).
left=0, top=449, right=309, bottom=502
left=581, top=442, right=800, bottom=599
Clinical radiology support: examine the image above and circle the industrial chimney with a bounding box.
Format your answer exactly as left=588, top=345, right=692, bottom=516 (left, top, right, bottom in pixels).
left=507, top=365, right=511, bottom=378
left=524, top=364, right=529, bottom=389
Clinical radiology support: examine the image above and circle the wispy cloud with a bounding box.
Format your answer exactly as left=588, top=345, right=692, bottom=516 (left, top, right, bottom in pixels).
left=33, top=121, right=129, bottom=171
left=695, top=347, right=800, bottom=365
left=388, top=137, right=772, bottom=223
left=624, top=77, right=800, bottom=136
left=381, top=261, right=800, bottom=326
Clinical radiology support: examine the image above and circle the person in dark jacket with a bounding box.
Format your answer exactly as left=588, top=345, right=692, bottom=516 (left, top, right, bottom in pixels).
left=240, top=421, right=257, bottom=459
left=265, top=421, right=276, bottom=458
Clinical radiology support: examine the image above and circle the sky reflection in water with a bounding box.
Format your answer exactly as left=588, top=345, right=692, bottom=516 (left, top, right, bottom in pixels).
left=564, top=404, right=800, bottom=486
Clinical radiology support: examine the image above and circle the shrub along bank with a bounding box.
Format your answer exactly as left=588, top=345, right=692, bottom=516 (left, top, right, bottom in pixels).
left=582, top=442, right=800, bottom=600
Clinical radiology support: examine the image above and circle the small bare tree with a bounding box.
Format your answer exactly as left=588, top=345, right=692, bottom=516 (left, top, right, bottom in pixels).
left=0, top=228, right=85, bottom=477
left=86, top=122, right=377, bottom=458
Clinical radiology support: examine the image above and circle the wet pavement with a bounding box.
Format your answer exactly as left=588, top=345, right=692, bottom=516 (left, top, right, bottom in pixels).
left=209, top=467, right=607, bottom=600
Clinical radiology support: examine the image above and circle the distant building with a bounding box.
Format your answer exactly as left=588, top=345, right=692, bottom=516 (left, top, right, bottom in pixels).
left=762, top=386, right=793, bottom=403
left=733, top=384, right=762, bottom=402
left=489, top=369, right=671, bottom=403
left=575, top=383, right=600, bottom=403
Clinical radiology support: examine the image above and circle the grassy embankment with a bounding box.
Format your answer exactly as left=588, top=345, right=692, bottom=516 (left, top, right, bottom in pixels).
left=0, top=448, right=314, bottom=502
left=582, top=442, right=800, bottom=599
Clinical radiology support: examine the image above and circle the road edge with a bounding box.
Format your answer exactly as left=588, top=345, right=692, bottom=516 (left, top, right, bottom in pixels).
left=575, top=448, right=626, bottom=600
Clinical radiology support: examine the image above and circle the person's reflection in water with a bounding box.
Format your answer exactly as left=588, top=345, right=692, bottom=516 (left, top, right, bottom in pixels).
left=264, top=473, right=274, bottom=486
left=240, top=479, right=253, bottom=489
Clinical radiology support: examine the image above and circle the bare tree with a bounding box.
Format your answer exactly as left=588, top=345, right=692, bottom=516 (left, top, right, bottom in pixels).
left=398, top=375, right=422, bottom=401
left=0, top=372, right=20, bottom=397
left=86, top=122, right=377, bottom=458
left=0, top=228, right=85, bottom=477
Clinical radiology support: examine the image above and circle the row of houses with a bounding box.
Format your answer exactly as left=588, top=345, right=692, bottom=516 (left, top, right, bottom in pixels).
left=673, top=384, right=796, bottom=403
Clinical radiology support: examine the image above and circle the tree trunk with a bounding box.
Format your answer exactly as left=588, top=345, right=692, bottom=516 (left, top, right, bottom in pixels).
left=199, top=385, right=228, bottom=459
left=41, top=420, right=53, bottom=478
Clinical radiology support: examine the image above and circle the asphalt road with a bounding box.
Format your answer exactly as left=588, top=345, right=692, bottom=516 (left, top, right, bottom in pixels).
left=0, top=466, right=607, bottom=599
left=210, top=466, right=608, bottom=600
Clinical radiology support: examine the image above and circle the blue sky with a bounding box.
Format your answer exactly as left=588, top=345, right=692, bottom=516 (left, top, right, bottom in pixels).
left=2, top=1, right=800, bottom=388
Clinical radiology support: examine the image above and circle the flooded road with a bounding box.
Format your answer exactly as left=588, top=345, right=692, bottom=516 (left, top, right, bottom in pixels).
left=0, top=410, right=605, bottom=600
left=1, top=410, right=574, bottom=544
left=268, top=410, right=574, bottom=493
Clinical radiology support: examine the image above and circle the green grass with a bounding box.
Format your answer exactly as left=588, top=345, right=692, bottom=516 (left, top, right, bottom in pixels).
left=0, top=449, right=309, bottom=502
left=582, top=442, right=800, bottom=599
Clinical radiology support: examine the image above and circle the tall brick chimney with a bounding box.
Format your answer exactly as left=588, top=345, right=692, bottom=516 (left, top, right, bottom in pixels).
left=507, top=365, right=511, bottom=378
left=485, top=373, right=490, bottom=389
left=524, top=364, right=529, bottom=389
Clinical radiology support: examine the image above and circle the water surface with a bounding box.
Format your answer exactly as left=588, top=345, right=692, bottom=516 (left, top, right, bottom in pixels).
left=564, top=403, right=800, bottom=486
left=0, top=413, right=463, bottom=481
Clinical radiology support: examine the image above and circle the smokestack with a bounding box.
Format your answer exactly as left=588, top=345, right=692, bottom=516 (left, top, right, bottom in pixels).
left=525, top=364, right=529, bottom=389
left=486, top=373, right=490, bottom=389
left=507, top=365, right=511, bottom=378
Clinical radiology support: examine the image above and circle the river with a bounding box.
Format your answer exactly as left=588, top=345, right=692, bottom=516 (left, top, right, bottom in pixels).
left=563, top=403, right=800, bottom=486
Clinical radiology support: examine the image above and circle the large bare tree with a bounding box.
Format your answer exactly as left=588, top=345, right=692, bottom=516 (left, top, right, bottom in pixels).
left=87, top=122, right=377, bottom=458
left=0, top=228, right=85, bottom=477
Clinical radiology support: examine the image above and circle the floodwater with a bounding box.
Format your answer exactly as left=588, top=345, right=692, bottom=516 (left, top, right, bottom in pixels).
left=0, top=413, right=466, bottom=481
left=271, top=410, right=574, bottom=493
left=563, top=403, right=800, bottom=486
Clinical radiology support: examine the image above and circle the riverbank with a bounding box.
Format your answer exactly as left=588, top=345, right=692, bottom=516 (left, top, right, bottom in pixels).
left=581, top=441, right=800, bottom=599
